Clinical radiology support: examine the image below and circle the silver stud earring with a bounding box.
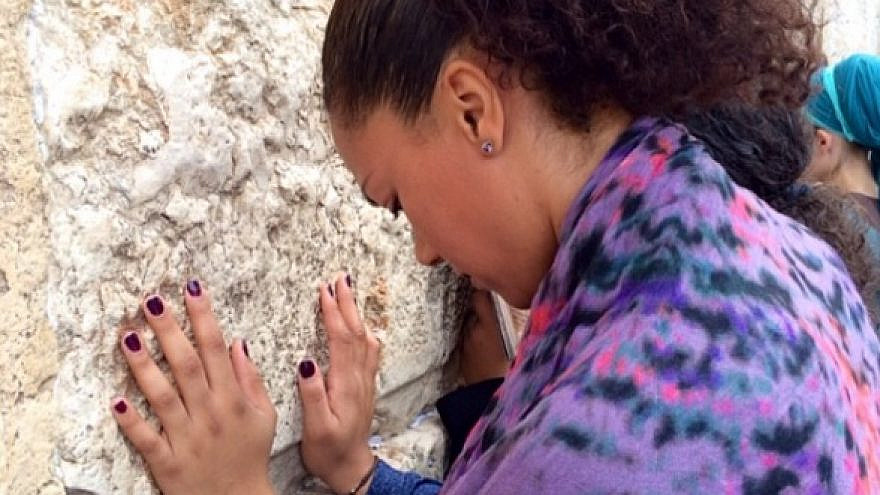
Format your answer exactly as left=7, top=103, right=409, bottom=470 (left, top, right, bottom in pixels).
left=480, top=140, right=495, bottom=156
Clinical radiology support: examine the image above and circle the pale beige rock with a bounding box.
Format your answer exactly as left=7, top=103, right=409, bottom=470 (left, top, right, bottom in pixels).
left=2, top=0, right=879, bottom=494
left=24, top=0, right=465, bottom=493
left=819, top=0, right=880, bottom=61
left=0, top=0, right=63, bottom=493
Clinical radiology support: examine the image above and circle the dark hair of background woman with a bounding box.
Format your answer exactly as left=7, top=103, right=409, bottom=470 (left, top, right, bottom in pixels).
left=681, top=105, right=880, bottom=322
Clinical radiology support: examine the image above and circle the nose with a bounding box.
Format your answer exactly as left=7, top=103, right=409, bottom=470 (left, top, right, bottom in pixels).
left=413, top=231, right=443, bottom=267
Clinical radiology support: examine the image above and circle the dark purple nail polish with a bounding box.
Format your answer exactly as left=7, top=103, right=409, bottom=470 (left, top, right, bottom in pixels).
left=186, top=279, right=202, bottom=297
left=327, top=283, right=334, bottom=298
left=114, top=399, right=128, bottom=414
left=242, top=340, right=250, bottom=359
left=299, top=359, right=316, bottom=379
left=124, top=332, right=142, bottom=352
left=345, top=274, right=353, bottom=288
left=146, top=296, right=164, bottom=316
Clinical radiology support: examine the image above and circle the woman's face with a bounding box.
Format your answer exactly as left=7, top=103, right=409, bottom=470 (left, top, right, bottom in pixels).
left=327, top=57, right=625, bottom=309
left=330, top=106, right=543, bottom=309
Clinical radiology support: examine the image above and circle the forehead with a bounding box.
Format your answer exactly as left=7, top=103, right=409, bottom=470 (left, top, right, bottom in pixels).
left=330, top=108, right=412, bottom=181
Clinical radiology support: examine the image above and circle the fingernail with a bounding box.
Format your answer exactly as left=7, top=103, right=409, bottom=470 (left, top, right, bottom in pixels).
left=114, top=399, right=128, bottom=414
left=327, top=283, right=334, bottom=298
left=123, top=332, right=142, bottom=352
left=299, top=359, right=316, bottom=379
left=242, top=340, right=250, bottom=359
left=186, top=279, right=202, bottom=297
left=345, top=274, right=353, bottom=288
left=146, top=296, right=164, bottom=317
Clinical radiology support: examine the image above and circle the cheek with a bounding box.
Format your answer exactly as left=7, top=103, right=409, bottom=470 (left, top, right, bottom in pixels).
left=397, top=157, right=508, bottom=270
left=405, top=194, right=489, bottom=267
left=803, top=155, right=833, bottom=181
left=399, top=173, right=467, bottom=245
left=408, top=201, right=469, bottom=252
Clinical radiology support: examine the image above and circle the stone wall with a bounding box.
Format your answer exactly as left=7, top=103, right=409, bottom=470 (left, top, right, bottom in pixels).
left=0, top=0, right=59, bottom=492
left=5, top=1, right=466, bottom=494
left=1, top=1, right=878, bottom=494
left=819, top=0, right=880, bottom=61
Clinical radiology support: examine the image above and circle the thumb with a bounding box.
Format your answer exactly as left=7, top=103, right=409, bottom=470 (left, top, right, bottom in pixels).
left=296, top=358, right=334, bottom=434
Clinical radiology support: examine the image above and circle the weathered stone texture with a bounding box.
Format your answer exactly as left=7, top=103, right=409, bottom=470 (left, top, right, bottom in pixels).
left=819, top=0, right=880, bottom=61
left=0, top=0, right=62, bottom=493
left=2, top=0, right=879, bottom=494
left=25, top=0, right=464, bottom=493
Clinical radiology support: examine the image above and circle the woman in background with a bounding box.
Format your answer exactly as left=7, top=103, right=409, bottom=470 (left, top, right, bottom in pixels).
left=684, top=105, right=880, bottom=318
left=804, top=54, right=880, bottom=245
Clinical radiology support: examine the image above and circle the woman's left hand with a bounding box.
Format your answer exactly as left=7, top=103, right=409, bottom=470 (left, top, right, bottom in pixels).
left=112, top=281, right=277, bottom=495
left=298, top=274, right=381, bottom=494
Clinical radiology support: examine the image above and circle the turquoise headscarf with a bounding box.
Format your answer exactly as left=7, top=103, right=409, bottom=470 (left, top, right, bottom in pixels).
left=806, top=53, right=880, bottom=184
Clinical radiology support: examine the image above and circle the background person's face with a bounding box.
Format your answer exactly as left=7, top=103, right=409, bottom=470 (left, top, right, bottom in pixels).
left=803, top=128, right=846, bottom=182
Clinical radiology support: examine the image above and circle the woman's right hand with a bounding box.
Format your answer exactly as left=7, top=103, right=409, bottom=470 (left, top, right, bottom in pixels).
left=298, top=274, right=380, bottom=494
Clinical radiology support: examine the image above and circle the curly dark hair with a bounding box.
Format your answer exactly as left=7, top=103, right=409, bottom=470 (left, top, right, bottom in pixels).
left=681, top=105, right=880, bottom=322
left=322, top=0, right=823, bottom=130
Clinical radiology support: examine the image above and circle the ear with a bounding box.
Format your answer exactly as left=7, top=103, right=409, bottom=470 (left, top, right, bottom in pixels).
left=805, top=128, right=844, bottom=182
left=814, top=128, right=835, bottom=155
left=435, top=59, right=505, bottom=155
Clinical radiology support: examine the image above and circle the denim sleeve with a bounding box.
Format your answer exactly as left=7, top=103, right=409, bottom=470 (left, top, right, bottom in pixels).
left=366, top=459, right=442, bottom=495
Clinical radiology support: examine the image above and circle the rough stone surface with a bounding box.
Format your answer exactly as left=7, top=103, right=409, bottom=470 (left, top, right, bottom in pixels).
left=819, top=0, right=880, bottom=61
left=0, top=0, right=63, bottom=493
left=1, top=1, right=879, bottom=494
left=24, top=0, right=465, bottom=493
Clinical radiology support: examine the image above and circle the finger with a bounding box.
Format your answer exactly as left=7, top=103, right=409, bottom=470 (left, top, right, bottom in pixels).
left=120, top=330, right=190, bottom=429
left=470, top=290, right=497, bottom=328
left=334, top=273, right=371, bottom=368
left=319, top=284, right=357, bottom=372
left=111, top=397, right=171, bottom=466
left=334, top=274, right=381, bottom=373
left=183, top=280, right=237, bottom=392
left=230, top=339, right=275, bottom=416
left=143, top=295, right=210, bottom=410
left=334, top=273, right=366, bottom=338
left=364, top=330, right=381, bottom=376
left=459, top=306, right=478, bottom=339
left=466, top=291, right=503, bottom=351
left=296, top=358, right=336, bottom=434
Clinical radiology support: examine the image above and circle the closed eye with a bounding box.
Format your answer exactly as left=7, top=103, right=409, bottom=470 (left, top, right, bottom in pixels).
left=360, top=188, right=401, bottom=218
left=390, top=196, right=402, bottom=218
left=358, top=179, right=380, bottom=209
left=363, top=195, right=380, bottom=208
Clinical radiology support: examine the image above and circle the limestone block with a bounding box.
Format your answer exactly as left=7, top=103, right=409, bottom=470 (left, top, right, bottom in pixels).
left=11, top=0, right=878, bottom=494
left=819, top=0, right=880, bottom=61
left=0, top=0, right=63, bottom=492
left=24, top=0, right=466, bottom=493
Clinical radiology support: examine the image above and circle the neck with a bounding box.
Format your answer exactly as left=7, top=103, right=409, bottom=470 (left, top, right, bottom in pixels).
left=538, top=108, right=635, bottom=242
left=496, top=101, right=633, bottom=308
left=834, top=149, right=877, bottom=198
